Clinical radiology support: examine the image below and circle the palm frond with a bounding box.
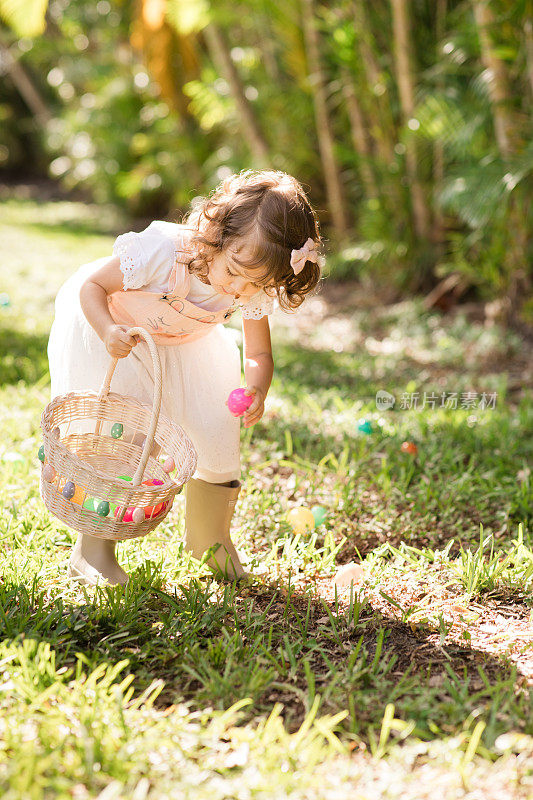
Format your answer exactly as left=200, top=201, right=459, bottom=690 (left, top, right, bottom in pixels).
left=437, top=144, right=533, bottom=229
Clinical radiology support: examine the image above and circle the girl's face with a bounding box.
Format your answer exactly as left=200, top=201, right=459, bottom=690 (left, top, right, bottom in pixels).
left=207, top=240, right=272, bottom=300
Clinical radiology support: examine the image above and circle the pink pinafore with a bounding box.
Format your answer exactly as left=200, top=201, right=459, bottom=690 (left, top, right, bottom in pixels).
left=107, top=253, right=236, bottom=345
left=48, top=222, right=272, bottom=483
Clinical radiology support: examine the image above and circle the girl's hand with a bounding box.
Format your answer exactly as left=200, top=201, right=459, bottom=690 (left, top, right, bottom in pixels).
left=243, top=386, right=265, bottom=428
left=104, top=325, right=139, bottom=358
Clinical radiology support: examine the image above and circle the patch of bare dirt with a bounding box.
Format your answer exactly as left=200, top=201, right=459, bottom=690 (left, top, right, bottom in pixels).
left=274, top=280, right=533, bottom=398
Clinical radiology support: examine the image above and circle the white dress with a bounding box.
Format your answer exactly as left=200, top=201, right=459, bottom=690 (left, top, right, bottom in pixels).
left=47, top=221, right=274, bottom=483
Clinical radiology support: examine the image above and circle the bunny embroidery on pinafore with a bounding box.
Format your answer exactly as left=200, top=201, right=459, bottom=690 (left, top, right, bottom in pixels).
left=107, top=245, right=236, bottom=346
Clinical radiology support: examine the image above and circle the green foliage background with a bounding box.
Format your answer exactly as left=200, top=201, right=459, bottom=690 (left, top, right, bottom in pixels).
left=0, top=0, right=532, bottom=304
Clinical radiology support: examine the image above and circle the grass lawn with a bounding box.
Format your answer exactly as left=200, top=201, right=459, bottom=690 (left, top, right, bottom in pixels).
left=1, top=186, right=532, bottom=799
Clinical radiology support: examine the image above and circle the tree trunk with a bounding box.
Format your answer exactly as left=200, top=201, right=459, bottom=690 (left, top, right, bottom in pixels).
left=301, top=0, right=349, bottom=238
left=390, top=0, right=431, bottom=241
left=203, top=23, right=270, bottom=166
left=132, top=12, right=181, bottom=112
left=0, top=38, right=51, bottom=124
left=471, top=0, right=515, bottom=158
left=342, top=70, right=378, bottom=199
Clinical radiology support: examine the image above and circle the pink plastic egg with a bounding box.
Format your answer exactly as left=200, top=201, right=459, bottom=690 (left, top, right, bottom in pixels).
left=115, top=501, right=168, bottom=522
left=115, top=506, right=134, bottom=523
left=332, top=562, right=364, bottom=589
left=132, top=507, right=145, bottom=524
left=227, top=388, right=254, bottom=416
left=42, top=464, right=56, bottom=482
left=162, top=457, right=175, bottom=473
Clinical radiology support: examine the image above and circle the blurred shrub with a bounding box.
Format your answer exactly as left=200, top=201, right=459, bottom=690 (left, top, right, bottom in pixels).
left=1, top=0, right=207, bottom=215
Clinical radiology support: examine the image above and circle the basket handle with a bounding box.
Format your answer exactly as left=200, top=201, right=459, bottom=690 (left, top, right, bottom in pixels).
left=96, top=326, right=162, bottom=490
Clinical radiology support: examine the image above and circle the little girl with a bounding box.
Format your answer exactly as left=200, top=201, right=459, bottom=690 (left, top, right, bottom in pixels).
left=48, top=169, right=323, bottom=586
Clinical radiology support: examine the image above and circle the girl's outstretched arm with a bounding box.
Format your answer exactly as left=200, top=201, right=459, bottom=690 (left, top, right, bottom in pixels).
left=79, top=256, right=138, bottom=358
left=241, top=316, right=274, bottom=428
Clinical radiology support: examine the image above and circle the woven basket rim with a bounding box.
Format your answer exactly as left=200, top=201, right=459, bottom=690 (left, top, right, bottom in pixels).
left=41, top=388, right=166, bottom=427
left=41, top=388, right=195, bottom=492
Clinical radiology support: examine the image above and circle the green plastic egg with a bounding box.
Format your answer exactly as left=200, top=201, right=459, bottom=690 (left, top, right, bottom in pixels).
left=111, top=423, right=124, bottom=439
left=38, top=445, right=45, bottom=462
left=84, top=497, right=116, bottom=514
left=311, top=505, right=328, bottom=526
left=358, top=419, right=373, bottom=435
left=97, top=501, right=110, bottom=517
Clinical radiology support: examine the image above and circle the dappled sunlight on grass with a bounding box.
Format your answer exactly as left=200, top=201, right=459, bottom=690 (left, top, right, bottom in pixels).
left=1, top=193, right=533, bottom=794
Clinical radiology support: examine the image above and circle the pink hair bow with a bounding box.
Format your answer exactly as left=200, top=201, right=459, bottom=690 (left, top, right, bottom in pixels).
left=290, top=237, right=319, bottom=276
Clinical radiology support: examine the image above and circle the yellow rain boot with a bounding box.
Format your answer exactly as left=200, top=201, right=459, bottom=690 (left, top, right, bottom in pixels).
left=67, top=533, right=129, bottom=587
left=184, top=478, right=248, bottom=580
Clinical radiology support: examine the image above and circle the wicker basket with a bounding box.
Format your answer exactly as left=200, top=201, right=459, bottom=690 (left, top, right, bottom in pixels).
left=40, top=326, right=197, bottom=541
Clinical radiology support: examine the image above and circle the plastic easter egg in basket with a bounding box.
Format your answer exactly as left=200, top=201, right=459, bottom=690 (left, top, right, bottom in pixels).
left=39, top=326, right=198, bottom=542
left=358, top=419, right=373, bottom=435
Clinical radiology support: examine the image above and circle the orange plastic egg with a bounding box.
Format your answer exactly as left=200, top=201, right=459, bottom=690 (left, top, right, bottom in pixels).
left=401, top=441, right=418, bottom=455
left=71, top=484, right=87, bottom=505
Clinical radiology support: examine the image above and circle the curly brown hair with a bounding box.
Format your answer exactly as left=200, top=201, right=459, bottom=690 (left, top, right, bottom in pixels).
left=179, top=170, right=323, bottom=310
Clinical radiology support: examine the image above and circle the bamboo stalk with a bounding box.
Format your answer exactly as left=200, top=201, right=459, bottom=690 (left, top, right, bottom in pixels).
left=342, top=71, right=378, bottom=199
left=390, top=0, right=431, bottom=240
left=471, top=0, right=514, bottom=158
left=525, top=17, right=533, bottom=99
left=302, top=0, right=349, bottom=238
left=433, top=0, right=447, bottom=248
left=203, top=23, right=270, bottom=166
left=471, top=0, right=530, bottom=315
left=352, top=0, right=397, bottom=166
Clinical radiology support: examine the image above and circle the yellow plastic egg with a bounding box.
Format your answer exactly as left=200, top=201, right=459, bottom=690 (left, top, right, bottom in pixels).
left=286, top=506, right=315, bottom=536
